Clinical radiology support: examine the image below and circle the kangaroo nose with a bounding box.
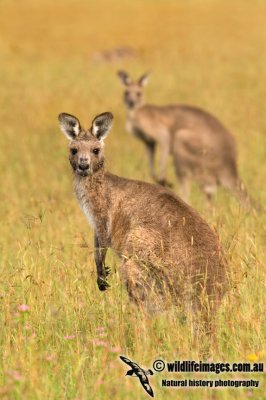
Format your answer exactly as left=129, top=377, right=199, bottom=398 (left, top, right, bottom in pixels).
left=127, top=100, right=135, bottom=108
left=79, top=163, right=89, bottom=171
left=78, top=158, right=89, bottom=171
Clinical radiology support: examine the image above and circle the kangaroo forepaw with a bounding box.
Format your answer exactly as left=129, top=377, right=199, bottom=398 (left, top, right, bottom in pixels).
left=157, top=179, right=173, bottom=188
left=104, top=266, right=111, bottom=277
left=97, top=276, right=110, bottom=291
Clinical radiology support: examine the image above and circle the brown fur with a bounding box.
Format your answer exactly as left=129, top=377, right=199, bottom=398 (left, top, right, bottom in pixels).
left=117, top=70, right=250, bottom=205
left=58, top=111, right=227, bottom=329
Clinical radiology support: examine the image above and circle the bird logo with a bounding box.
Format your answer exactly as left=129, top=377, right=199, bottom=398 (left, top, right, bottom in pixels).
left=120, top=355, right=154, bottom=397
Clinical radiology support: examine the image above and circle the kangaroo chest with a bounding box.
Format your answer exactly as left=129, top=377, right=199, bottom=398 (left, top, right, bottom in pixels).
left=74, top=180, right=111, bottom=243
left=75, top=188, right=96, bottom=228
left=80, top=200, right=95, bottom=228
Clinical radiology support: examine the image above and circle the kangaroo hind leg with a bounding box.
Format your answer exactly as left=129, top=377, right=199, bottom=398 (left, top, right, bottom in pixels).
left=120, top=258, right=166, bottom=314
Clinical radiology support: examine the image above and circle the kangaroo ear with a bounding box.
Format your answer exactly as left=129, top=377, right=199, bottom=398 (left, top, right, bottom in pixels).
left=91, top=112, right=113, bottom=140
left=138, top=72, right=150, bottom=87
left=117, top=70, right=131, bottom=86
left=58, top=113, right=81, bottom=140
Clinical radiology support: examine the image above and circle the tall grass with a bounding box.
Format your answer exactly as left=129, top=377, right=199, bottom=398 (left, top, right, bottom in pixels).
left=0, top=0, right=265, bottom=398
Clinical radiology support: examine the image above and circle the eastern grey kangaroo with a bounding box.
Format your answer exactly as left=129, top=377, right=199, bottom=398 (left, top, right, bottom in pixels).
left=58, top=111, right=227, bottom=326
left=117, top=70, right=250, bottom=205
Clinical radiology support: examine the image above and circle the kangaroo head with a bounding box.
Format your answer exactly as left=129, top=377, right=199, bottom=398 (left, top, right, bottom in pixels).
left=117, top=70, right=149, bottom=109
left=58, top=112, right=113, bottom=177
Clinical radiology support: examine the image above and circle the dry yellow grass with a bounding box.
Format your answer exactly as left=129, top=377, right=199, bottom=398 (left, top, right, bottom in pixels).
left=0, top=0, right=265, bottom=398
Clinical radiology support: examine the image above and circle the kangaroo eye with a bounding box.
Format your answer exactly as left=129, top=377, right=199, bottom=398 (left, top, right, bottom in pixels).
left=136, top=92, right=142, bottom=97
left=70, top=148, right=78, bottom=155
left=93, top=148, right=100, bottom=155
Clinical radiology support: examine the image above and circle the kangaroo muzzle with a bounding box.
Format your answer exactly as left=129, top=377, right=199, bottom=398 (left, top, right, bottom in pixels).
left=77, top=156, right=90, bottom=176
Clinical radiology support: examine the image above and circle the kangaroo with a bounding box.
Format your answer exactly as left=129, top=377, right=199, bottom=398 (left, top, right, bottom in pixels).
left=117, top=70, right=250, bottom=205
left=58, top=111, right=227, bottom=326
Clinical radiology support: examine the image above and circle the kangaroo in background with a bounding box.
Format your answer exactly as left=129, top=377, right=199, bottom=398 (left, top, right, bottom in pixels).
left=58, top=111, right=227, bottom=328
left=117, top=70, right=250, bottom=206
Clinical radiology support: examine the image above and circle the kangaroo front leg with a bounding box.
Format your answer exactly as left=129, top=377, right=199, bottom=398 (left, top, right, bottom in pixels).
left=157, top=140, right=172, bottom=188
left=94, top=233, right=110, bottom=291
left=145, top=142, right=157, bottom=182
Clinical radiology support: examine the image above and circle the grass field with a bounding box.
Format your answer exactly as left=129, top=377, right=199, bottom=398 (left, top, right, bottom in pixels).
left=0, top=0, right=266, bottom=398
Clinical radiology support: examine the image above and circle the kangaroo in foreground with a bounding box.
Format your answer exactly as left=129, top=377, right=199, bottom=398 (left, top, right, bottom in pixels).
left=117, top=70, right=250, bottom=205
left=58, top=111, right=227, bottom=326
